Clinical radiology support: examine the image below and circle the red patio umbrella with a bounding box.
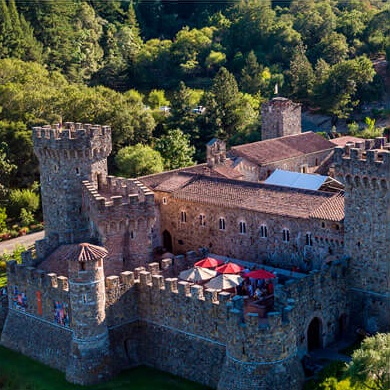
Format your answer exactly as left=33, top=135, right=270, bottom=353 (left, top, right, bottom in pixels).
left=245, top=269, right=276, bottom=279
left=215, top=262, right=244, bottom=274
left=194, top=257, right=224, bottom=268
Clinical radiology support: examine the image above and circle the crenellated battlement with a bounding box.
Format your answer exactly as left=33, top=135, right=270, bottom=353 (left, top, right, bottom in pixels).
left=7, top=261, right=69, bottom=293
left=82, top=177, right=154, bottom=211
left=334, top=139, right=390, bottom=179
left=33, top=122, right=111, bottom=142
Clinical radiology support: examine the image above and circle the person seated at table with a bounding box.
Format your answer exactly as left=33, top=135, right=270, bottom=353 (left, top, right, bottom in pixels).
left=254, top=287, right=262, bottom=300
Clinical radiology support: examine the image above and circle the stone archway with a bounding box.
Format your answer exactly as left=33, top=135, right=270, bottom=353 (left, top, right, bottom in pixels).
left=162, top=230, right=173, bottom=253
left=307, top=317, right=322, bottom=351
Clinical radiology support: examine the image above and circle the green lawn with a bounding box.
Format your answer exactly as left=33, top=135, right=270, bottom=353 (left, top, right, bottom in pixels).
left=0, top=345, right=211, bottom=390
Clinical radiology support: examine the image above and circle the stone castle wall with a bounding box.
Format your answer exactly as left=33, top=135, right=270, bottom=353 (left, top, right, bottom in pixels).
left=82, top=177, right=156, bottom=274
left=33, top=123, right=111, bottom=245
left=156, top=193, right=344, bottom=270
left=261, top=98, right=301, bottom=140
left=334, top=144, right=390, bottom=332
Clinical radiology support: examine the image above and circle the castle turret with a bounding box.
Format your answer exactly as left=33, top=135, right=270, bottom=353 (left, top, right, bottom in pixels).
left=33, top=123, right=112, bottom=244
left=65, top=243, right=112, bottom=385
left=217, top=298, right=304, bottom=390
left=334, top=142, right=390, bottom=332
left=261, top=98, right=301, bottom=140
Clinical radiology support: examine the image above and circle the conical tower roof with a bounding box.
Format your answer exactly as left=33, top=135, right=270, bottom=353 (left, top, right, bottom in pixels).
left=62, top=243, right=108, bottom=262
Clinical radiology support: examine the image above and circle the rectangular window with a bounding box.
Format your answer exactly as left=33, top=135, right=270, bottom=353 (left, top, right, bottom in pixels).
left=305, top=233, right=313, bottom=246
left=199, top=214, right=206, bottom=226
left=219, top=217, right=226, bottom=230
left=162, top=197, right=167, bottom=205
left=260, top=225, right=268, bottom=238
left=282, top=228, right=290, bottom=242
left=180, top=211, right=187, bottom=223
left=239, top=221, right=246, bottom=234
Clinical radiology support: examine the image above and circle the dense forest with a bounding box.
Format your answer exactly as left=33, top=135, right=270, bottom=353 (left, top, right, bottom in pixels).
left=0, top=0, right=389, bottom=234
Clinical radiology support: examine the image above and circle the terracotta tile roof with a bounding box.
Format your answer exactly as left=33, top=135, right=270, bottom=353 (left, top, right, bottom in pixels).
left=329, top=136, right=365, bottom=147
left=61, top=243, right=108, bottom=262
left=38, top=243, right=108, bottom=276
left=169, top=175, right=344, bottom=220
left=230, top=132, right=335, bottom=165
left=212, top=160, right=243, bottom=179
left=139, top=163, right=239, bottom=191
left=309, top=193, right=345, bottom=222
left=155, top=175, right=194, bottom=192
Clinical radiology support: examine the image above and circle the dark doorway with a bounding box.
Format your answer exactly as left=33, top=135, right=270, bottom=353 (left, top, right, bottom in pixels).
left=338, top=314, right=348, bottom=339
left=307, top=317, right=322, bottom=351
left=162, top=230, right=173, bottom=252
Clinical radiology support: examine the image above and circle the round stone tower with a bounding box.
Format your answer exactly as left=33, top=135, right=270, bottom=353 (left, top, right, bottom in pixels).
left=33, top=123, right=112, bottom=244
left=217, top=300, right=304, bottom=390
left=65, top=243, right=112, bottom=385
left=334, top=142, right=390, bottom=332
left=261, top=97, right=301, bottom=140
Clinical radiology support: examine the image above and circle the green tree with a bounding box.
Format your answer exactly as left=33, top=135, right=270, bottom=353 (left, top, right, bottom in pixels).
left=288, top=43, right=315, bottom=100
left=115, top=144, right=164, bottom=177
left=347, top=333, right=390, bottom=390
left=202, top=67, right=246, bottom=141
left=147, top=89, right=170, bottom=110
left=317, top=32, right=349, bottom=65
left=8, top=188, right=39, bottom=219
left=0, top=207, right=7, bottom=232
left=312, top=56, right=375, bottom=117
left=240, top=50, right=262, bottom=95
left=0, top=142, right=16, bottom=199
left=155, top=129, right=195, bottom=170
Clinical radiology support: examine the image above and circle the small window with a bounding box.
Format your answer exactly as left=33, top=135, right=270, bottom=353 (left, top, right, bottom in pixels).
left=82, top=294, right=87, bottom=303
left=260, top=225, right=268, bottom=238
left=80, top=262, right=86, bottom=271
left=199, top=214, right=206, bottom=226
left=282, top=228, right=290, bottom=242
left=75, top=167, right=80, bottom=175
left=219, top=217, right=226, bottom=231
left=53, top=164, right=58, bottom=172
left=130, top=230, right=135, bottom=239
left=180, top=211, right=187, bottom=223
left=321, top=222, right=326, bottom=228
left=305, top=232, right=313, bottom=246
left=178, top=239, right=184, bottom=245
left=239, top=221, right=246, bottom=234
left=162, top=197, right=167, bottom=205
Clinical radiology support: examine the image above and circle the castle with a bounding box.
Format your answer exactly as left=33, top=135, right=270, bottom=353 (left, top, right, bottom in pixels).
left=1, top=98, right=389, bottom=389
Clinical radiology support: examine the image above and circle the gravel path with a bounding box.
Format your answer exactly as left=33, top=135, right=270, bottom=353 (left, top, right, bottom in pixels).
left=0, top=231, right=44, bottom=255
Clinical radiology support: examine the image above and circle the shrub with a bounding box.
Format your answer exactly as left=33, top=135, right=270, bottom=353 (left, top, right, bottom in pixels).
left=20, top=208, right=34, bottom=227
left=8, top=189, right=39, bottom=219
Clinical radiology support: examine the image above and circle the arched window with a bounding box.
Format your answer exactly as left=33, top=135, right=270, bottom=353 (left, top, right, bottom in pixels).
left=260, top=225, right=268, bottom=238
left=305, top=232, right=313, bottom=246
left=180, top=211, right=187, bottom=223
left=282, top=228, right=290, bottom=242
left=219, top=217, right=226, bottom=230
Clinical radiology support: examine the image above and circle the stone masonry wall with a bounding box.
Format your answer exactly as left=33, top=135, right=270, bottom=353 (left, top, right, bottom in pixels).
left=82, top=177, right=156, bottom=274
left=282, top=261, right=348, bottom=355
left=334, top=145, right=390, bottom=332
left=33, top=123, right=111, bottom=245
left=261, top=98, right=301, bottom=141
left=155, top=194, right=344, bottom=270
